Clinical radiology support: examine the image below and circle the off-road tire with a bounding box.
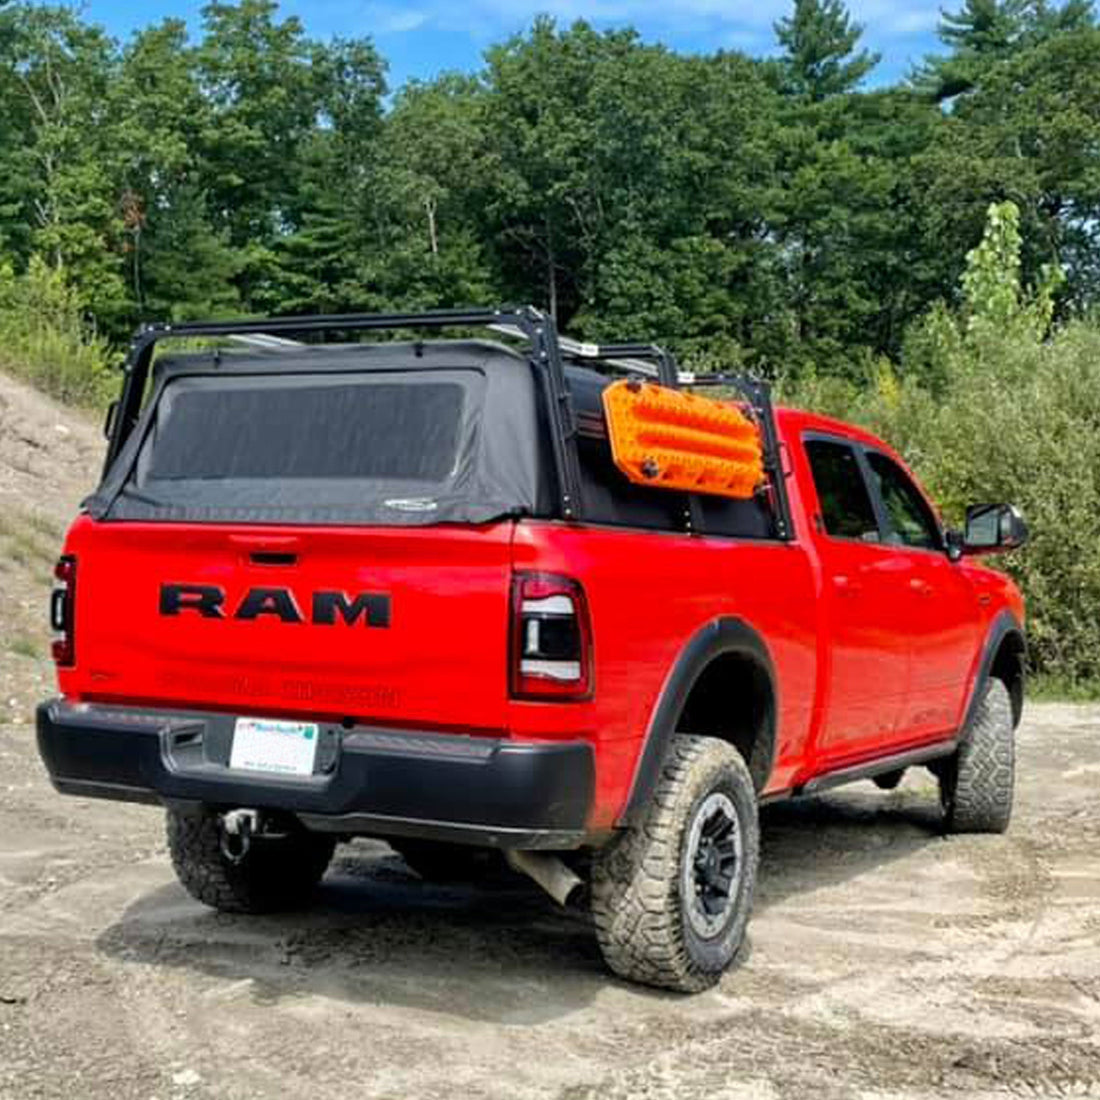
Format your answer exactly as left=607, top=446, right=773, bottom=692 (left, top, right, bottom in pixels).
left=590, top=735, right=759, bottom=993
left=166, top=807, right=335, bottom=914
left=939, top=677, right=1015, bottom=834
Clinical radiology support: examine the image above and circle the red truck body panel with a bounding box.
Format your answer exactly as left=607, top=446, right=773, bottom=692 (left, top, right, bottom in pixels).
left=58, top=517, right=517, bottom=734
left=51, top=401, right=1023, bottom=839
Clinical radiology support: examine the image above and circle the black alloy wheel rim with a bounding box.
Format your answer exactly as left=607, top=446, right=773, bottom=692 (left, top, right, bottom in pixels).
left=682, top=791, right=743, bottom=939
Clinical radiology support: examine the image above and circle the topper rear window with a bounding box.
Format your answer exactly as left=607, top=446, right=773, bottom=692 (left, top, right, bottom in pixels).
left=146, top=378, right=464, bottom=483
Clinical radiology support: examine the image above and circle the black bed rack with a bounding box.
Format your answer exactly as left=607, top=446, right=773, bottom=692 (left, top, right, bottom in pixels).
left=106, top=306, right=793, bottom=539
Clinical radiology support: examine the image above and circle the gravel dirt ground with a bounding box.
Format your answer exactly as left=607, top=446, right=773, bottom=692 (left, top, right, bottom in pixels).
left=1, top=370, right=1099, bottom=1100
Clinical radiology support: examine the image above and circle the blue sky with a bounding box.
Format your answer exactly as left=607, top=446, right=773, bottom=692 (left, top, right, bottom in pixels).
left=89, top=1, right=947, bottom=89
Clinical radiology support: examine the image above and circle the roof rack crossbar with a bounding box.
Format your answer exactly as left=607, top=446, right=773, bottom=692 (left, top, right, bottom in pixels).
left=488, top=324, right=679, bottom=387
left=134, top=307, right=541, bottom=343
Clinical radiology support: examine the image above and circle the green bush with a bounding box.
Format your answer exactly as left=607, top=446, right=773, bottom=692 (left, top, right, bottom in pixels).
left=0, top=257, right=115, bottom=405
left=782, top=203, right=1100, bottom=690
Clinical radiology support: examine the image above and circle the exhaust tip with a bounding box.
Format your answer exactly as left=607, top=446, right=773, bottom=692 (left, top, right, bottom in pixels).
left=506, top=850, right=583, bottom=907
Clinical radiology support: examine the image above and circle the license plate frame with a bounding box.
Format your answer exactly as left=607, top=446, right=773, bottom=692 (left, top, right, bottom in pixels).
left=229, top=717, right=320, bottom=778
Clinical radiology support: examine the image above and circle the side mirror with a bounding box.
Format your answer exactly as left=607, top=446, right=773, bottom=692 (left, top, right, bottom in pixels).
left=962, top=503, right=1029, bottom=555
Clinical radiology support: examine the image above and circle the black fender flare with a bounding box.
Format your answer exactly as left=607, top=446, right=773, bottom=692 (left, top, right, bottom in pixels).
left=962, top=609, right=1027, bottom=733
left=618, top=617, right=777, bottom=826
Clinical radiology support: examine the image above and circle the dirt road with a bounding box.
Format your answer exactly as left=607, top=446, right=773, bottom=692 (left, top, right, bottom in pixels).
left=1, top=371, right=1099, bottom=1100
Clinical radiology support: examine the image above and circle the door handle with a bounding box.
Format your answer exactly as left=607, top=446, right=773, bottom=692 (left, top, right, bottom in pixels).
left=909, top=578, right=934, bottom=597
left=833, top=575, right=861, bottom=598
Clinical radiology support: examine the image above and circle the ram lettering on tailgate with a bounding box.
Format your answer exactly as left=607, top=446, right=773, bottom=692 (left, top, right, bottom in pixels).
left=158, top=584, right=392, bottom=628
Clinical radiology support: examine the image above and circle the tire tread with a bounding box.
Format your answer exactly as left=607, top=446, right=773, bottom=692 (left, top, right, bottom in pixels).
left=942, top=677, right=1015, bottom=834
left=590, top=735, right=759, bottom=993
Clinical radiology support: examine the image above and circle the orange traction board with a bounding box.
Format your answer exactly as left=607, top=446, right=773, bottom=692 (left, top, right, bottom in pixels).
left=601, top=379, right=764, bottom=501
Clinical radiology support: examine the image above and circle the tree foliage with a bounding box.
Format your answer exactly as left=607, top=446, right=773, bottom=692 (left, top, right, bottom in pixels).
left=774, top=0, right=880, bottom=99
left=916, top=0, right=1095, bottom=98
left=0, top=0, right=1094, bottom=375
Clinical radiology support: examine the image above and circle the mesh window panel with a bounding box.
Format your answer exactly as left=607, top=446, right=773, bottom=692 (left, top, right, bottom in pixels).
left=148, top=381, right=464, bottom=482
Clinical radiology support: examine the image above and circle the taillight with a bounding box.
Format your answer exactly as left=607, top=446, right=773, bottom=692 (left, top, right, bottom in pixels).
left=51, top=555, right=76, bottom=667
left=510, top=573, right=593, bottom=700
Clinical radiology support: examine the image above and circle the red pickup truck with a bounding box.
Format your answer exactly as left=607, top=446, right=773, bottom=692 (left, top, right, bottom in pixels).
left=37, top=307, right=1027, bottom=992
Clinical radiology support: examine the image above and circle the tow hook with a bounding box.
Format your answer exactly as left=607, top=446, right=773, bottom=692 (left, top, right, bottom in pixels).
left=220, top=808, right=260, bottom=863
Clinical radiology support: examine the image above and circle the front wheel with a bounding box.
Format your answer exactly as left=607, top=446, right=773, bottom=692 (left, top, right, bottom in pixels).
left=590, top=735, right=759, bottom=993
left=167, top=807, right=335, bottom=914
left=939, top=677, right=1015, bottom=834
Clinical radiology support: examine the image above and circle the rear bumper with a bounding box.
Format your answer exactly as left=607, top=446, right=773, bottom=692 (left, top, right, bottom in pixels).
left=36, top=699, right=595, bottom=850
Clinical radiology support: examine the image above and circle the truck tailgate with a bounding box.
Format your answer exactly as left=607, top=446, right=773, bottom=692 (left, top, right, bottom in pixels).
left=60, top=516, right=515, bottom=731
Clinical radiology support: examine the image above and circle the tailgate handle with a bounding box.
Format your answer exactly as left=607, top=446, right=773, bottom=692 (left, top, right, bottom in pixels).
left=228, top=534, right=302, bottom=566
left=250, top=551, right=298, bottom=566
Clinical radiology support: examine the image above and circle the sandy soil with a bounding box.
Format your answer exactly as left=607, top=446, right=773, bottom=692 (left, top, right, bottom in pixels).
left=1, top=370, right=1098, bottom=1100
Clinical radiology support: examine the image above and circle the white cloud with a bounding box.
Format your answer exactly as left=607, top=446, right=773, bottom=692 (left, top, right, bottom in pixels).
left=397, top=0, right=944, bottom=56
left=467, top=0, right=784, bottom=24
left=377, top=8, right=430, bottom=33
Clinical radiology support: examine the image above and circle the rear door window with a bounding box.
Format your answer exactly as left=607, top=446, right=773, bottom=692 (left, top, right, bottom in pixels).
left=804, top=439, right=881, bottom=543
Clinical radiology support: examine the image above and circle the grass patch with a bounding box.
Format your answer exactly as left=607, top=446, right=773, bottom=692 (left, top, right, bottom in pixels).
left=0, top=258, right=115, bottom=407
left=1, top=528, right=56, bottom=571
left=8, top=636, right=39, bottom=660
left=24, top=512, right=64, bottom=541
left=1028, top=675, right=1100, bottom=703
left=0, top=508, right=59, bottom=580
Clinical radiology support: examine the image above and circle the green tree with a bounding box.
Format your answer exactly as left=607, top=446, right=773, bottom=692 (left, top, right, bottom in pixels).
left=483, top=18, right=628, bottom=321
left=774, top=0, right=880, bottom=100
left=482, top=19, right=786, bottom=362
left=574, top=48, right=786, bottom=364
left=194, top=0, right=332, bottom=308
left=264, top=34, right=389, bottom=313
left=914, top=23, right=1100, bottom=313
left=111, top=20, right=219, bottom=317
left=140, top=184, right=241, bottom=320
left=346, top=74, right=496, bottom=311
left=0, top=5, right=126, bottom=321
left=918, top=0, right=1095, bottom=99
left=0, top=0, right=34, bottom=258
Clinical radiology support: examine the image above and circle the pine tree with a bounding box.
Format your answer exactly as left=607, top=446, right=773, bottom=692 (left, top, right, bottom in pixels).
left=774, top=0, right=880, bottom=100
left=919, top=0, right=1095, bottom=99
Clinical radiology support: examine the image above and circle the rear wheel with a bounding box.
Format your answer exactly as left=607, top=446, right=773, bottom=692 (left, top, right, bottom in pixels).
left=167, top=807, right=335, bottom=914
left=939, top=677, right=1015, bottom=834
left=590, top=735, right=759, bottom=993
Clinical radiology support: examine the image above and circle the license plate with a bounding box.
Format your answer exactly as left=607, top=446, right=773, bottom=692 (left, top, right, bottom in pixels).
left=229, top=717, right=320, bottom=778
